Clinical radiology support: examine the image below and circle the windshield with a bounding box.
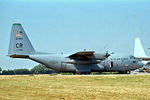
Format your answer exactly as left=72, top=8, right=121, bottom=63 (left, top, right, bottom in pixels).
left=130, top=56, right=136, bottom=59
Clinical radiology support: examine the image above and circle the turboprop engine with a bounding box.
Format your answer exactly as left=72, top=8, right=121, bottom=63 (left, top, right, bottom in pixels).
left=65, top=52, right=110, bottom=65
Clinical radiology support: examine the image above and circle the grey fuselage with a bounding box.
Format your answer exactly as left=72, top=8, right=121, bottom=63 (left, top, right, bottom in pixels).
left=29, top=53, right=143, bottom=73
left=8, top=23, right=144, bottom=74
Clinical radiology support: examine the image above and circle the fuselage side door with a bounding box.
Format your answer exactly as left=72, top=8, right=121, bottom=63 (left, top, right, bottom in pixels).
left=110, top=61, right=113, bottom=68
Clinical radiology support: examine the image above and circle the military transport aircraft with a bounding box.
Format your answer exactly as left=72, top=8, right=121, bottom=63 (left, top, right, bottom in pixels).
left=8, top=23, right=143, bottom=74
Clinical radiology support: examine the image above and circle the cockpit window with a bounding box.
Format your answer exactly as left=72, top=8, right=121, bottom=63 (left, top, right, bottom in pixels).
left=130, top=56, right=136, bottom=59
left=133, top=61, right=136, bottom=63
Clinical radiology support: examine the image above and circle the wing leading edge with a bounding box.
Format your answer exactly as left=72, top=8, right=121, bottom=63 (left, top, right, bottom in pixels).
left=68, top=51, right=95, bottom=60
left=66, top=51, right=110, bottom=65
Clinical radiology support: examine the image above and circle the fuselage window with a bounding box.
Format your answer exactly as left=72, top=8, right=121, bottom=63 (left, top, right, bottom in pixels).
left=117, top=58, right=121, bottom=60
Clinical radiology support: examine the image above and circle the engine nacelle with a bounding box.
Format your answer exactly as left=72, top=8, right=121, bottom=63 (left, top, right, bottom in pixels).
left=93, top=53, right=110, bottom=60
left=65, top=60, right=101, bottom=65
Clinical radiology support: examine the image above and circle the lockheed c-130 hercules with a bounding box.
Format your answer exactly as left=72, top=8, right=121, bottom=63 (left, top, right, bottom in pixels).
left=8, top=23, right=143, bottom=74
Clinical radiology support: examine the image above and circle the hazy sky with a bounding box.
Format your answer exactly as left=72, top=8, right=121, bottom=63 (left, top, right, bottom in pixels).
left=0, top=0, right=150, bottom=70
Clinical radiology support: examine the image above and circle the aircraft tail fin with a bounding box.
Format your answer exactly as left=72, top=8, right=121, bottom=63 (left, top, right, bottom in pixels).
left=134, top=37, right=147, bottom=58
left=8, top=23, right=35, bottom=58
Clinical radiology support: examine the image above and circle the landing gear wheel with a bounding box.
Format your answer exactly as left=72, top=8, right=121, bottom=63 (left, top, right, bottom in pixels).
left=118, top=71, right=131, bottom=74
left=127, top=71, right=131, bottom=74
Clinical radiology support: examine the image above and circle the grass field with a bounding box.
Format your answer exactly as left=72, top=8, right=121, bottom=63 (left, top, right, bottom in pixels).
left=0, top=74, right=150, bottom=100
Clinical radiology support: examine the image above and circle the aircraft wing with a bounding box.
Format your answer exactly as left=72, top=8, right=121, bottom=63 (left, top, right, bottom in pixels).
left=66, top=51, right=110, bottom=64
left=68, top=51, right=95, bottom=60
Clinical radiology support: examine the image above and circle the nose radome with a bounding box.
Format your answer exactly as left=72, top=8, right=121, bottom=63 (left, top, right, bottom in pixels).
left=138, top=61, right=144, bottom=68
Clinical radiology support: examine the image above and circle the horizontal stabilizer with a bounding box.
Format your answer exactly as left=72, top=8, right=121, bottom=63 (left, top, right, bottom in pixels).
left=10, top=54, right=29, bottom=58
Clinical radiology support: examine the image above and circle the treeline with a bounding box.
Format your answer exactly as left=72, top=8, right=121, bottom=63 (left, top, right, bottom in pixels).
left=0, top=64, right=58, bottom=75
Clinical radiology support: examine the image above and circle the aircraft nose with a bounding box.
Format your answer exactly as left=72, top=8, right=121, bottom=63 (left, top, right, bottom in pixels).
left=137, top=61, right=144, bottom=68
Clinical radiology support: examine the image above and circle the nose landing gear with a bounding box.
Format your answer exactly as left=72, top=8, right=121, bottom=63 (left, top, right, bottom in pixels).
left=118, top=70, right=131, bottom=74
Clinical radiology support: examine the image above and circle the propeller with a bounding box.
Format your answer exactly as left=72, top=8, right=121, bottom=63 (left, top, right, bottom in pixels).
left=105, top=51, right=110, bottom=58
left=103, top=46, right=111, bottom=58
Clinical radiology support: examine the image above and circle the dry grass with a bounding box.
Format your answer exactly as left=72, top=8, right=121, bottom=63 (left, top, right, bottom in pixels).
left=0, top=74, right=150, bottom=100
